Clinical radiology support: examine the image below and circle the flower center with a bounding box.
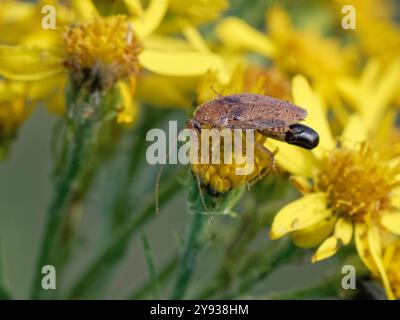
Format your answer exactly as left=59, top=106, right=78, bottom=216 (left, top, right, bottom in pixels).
left=63, top=16, right=141, bottom=87
left=315, top=144, right=399, bottom=221
left=192, top=131, right=273, bottom=194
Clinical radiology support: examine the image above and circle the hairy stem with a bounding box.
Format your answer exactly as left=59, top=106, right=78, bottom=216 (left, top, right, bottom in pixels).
left=31, top=120, right=93, bottom=299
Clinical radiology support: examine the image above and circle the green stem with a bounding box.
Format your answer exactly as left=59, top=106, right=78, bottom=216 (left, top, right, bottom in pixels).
left=171, top=181, right=245, bottom=300
left=110, top=109, right=168, bottom=230
left=128, top=256, right=178, bottom=299
left=196, top=239, right=297, bottom=299
left=66, top=176, right=182, bottom=299
left=171, top=210, right=207, bottom=299
left=264, top=277, right=341, bottom=300
left=224, top=240, right=297, bottom=299
left=0, top=242, right=11, bottom=300
left=31, top=120, right=93, bottom=299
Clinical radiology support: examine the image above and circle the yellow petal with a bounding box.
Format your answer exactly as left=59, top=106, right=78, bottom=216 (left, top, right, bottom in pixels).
left=129, top=0, right=169, bottom=39
left=124, top=0, right=144, bottom=16
left=183, top=25, right=210, bottom=53
left=265, top=139, right=318, bottom=177
left=292, top=75, right=335, bottom=157
left=270, top=192, right=331, bottom=239
left=334, top=217, right=353, bottom=245
left=312, top=237, right=339, bottom=263
left=143, top=35, right=195, bottom=51
left=390, top=187, right=400, bottom=209
left=291, top=215, right=336, bottom=248
left=0, top=81, right=26, bottom=101
left=0, top=45, right=63, bottom=81
left=335, top=77, right=361, bottom=112
left=341, top=114, right=367, bottom=149
left=216, top=17, right=277, bottom=58
left=116, top=81, right=138, bottom=125
left=71, top=0, right=98, bottom=21
left=367, top=224, right=396, bottom=300
left=380, top=211, right=400, bottom=235
left=360, top=59, right=381, bottom=90
left=355, top=223, right=377, bottom=273
left=139, top=49, right=226, bottom=78
left=363, top=60, right=400, bottom=130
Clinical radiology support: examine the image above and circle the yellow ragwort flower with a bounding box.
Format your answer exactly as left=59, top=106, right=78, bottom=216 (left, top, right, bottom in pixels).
left=331, top=0, right=400, bottom=63
left=336, top=59, right=400, bottom=130
left=216, top=5, right=354, bottom=82
left=0, top=0, right=225, bottom=126
left=62, top=15, right=141, bottom=89
left=0, top=80, right=33, bottom=155
left=268, top=75, right=400, bottom=300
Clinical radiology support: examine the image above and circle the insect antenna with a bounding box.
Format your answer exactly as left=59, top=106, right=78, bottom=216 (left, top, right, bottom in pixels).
left=210, top=85, right=222, bottom=98
left=189, top=124, right=214, bottom=223
left=155, top=130, right=180, bottom=215
left=155, top=163, right=165, bottom=215
left=155, top=122, right=214, bottom=223
left=194, top=165, right=214, bottom=223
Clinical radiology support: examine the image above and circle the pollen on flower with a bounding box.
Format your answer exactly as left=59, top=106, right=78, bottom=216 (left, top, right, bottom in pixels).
left=63, top=16, right=141, bottom=88
left=191, top=131, right=273, bottom=194
left=315, top=143, right=400, bottom=221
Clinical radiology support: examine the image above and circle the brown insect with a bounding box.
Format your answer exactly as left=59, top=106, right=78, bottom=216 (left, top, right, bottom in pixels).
left=156, top=93, right=319, bottom=215
left=187, top=92, right=319, bottom=152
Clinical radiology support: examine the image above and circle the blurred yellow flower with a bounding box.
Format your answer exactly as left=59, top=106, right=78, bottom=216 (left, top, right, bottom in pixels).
left=331, top=0, right=400, bottom=63
left=336, top=59, right=400, bottom=130
left=269, top=75, right=400, bottom=300
left=0, top=0, right=225, bottom=126
left=0, top=0, right=72, bottom=46
left=0, top=81, right=32, bottom=156
left=216, top=6, right=354, bottom=82
left=136, top=74, right=198, bottom=109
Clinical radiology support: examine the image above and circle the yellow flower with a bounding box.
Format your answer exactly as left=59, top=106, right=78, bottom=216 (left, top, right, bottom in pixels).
left=0, top=0, right=225, bottom=125
left=62, top=15, right=141, bottom=88
left=331, top=0, right=400, bottom=63
left=0, top=80, right=34, bottom=155
left=0, top=0, right=72, bottom=46
left=336, top=59, right=400, bottom=130
left=192, top=65, right=291, bottom=193
left=216, top=6, right=354, bottom=82
left=269, top=75, right=400, bottom=299
left=136, top=74, right=198, bottom=109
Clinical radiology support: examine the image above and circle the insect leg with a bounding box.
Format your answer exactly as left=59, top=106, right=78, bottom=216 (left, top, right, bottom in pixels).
left=254, top=141, right=279, bottom=173
left=210, top=85, right=222, bottom=98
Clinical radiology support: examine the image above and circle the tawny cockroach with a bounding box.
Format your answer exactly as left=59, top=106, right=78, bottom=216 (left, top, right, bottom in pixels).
left=187, top=93, right=319, bottom=150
